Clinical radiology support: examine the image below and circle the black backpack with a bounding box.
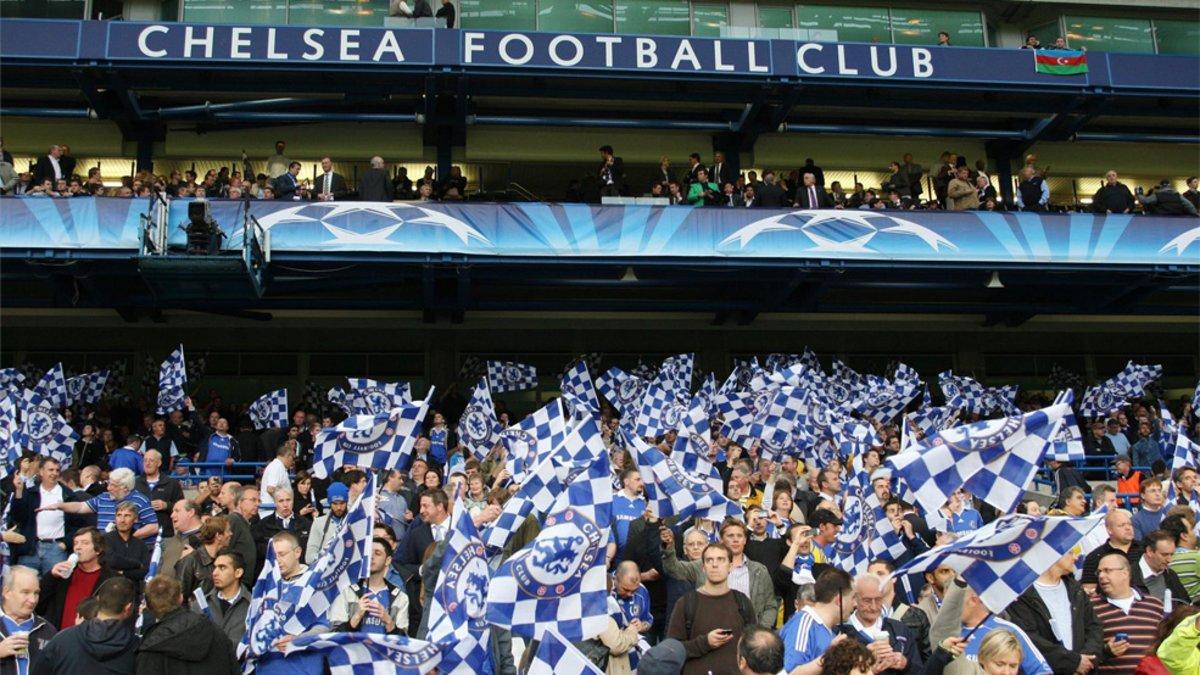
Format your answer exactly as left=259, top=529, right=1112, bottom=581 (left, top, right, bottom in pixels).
left=682, top=588, right=756, bottom=637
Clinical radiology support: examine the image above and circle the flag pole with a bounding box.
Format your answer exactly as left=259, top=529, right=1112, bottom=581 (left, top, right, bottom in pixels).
left=961, top=611, right=993, bottom=641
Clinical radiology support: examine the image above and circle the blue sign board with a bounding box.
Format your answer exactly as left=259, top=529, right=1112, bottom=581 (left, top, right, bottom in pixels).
left=1, top=18, right=1196, bottom=91
left=2, top=198, right=1197, bottom=270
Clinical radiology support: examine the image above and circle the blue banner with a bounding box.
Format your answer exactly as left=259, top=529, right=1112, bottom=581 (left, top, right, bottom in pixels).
left=0, top=19, right=1196, bottom=90
left=5, top=197, right=1198, bottom=268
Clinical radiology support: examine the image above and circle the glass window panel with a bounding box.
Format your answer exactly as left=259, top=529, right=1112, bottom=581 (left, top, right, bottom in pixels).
left=308, top=353, right=367, bottom=376
left=615, top=0, right=690, bottom=36
left=758, top=6, right=793, bottom=29
left=160, top=0, right=179, bottom=20
left=367, top=353, right=426, bottom=378
left=1065, top=16, right=1154, bottom=53
left=287, top=0, right=389, bottom=25
left=203, top=353, right=240, bottom=376
left=795, top=5, right=889, bottom=43
left=182, top=0, right=286, bottom=23
left=691, top=3, right=727, bottom=37
left=891, top=8, right=983, bottom=47
left=1026, top=20, right=1061, bottom=49
left=1155, top=20, right=1200, bottom=55
left=460, top=0, right=536, bottom=29
left=0, top=0, right=85, bottom=18
left=538, top=0, right=614, bottom=33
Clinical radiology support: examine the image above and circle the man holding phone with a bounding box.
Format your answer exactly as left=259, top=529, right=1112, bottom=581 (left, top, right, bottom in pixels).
left=664, top=541, right=757, bottom=675
left=1090, top=552, right=1165, bottom=673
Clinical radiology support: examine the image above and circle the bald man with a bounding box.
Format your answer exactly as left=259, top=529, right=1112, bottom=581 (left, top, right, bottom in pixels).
left=612, top=560, right=653, bottom=669
left=134, top=449, right=184, bottom=537
left=1081, top=509, right=1144, bottom=591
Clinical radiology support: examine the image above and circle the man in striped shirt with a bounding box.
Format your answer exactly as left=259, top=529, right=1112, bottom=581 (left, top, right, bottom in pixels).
left=1162, top=513, right=1200, bottom=601
left=39, top=468, right=159, bottom=540
left=1090, top=552, right=1166, bottom=673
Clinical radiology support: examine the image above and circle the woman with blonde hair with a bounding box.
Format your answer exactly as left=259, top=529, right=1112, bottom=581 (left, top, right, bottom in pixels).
left=924, top=627, right=1022, bottom=674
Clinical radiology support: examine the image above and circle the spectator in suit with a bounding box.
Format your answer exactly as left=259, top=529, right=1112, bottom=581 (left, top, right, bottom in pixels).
left=800, top=158, right=824, bottom=187
left=31, top=146, right=64, bottom=187
left=254, top=488, right=311, bottom=569
left=312, top=157, right=348, bottom=201
left=435, top=0, right=455, bottom=26
left=272, top=161, right=305, bottom=201
left=795, top=172, right=833, bottom=209
left=598, top=145, right=625, bottom=198
left=710, top=151, right=734, bottom=188
left=975, top=175, right=997, bottom=206
left=394, top=488, right=451, bottom=632
left=57, top=144, right=77, bottom=181
left=359, top=156, right=394, bottom=202
left=741, top=184, right=758, bottom=208
left=666, top=180, right=686, bottom=205
left=1015, top=165, right=1050, bottom=212
left=757, top=171, right=786, bottom=207
left=685, top=152, right=705, bottom=185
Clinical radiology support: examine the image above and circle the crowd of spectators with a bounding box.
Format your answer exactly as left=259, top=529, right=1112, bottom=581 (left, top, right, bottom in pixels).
left=0, top=364, right=1198, bottom=674
left=2, top=138, right=1197, bottom=216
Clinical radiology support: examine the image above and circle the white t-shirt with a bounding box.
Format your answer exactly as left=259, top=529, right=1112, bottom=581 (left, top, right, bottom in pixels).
left=35, top=484, right=64, bottom=539
left=260, top=458, right=290, bottom=509
left=1034, top=580, right=1073, bottom=649
left=1107, top=590, right=1140, bottom=614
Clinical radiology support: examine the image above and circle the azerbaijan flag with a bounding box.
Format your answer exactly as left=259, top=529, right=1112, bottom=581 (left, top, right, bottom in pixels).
left=1035, top=49, right=1088, bottom=76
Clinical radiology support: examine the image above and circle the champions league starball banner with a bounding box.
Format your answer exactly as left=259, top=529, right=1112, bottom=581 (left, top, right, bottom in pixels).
left=2, top=197, right=1198, bottom=267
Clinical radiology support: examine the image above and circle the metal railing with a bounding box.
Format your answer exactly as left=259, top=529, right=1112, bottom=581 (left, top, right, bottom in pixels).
left=174, top=460, right=268, bottom=483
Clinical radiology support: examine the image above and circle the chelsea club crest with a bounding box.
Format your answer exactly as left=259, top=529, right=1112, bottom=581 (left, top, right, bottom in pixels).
left=157, top=389, right=183, bottom=411
left=67, top=378, right=84, bottom=400
left=362, top=387, right=392, bottom=415
left=460, top=406, right=494, bottom=445
left=513, top=507, right=601, bottom=598
left=24, top=406, right=57, bottom=442
left=337, top=420, right=394, bottom=454
left=439, top=542, right=490, bottom=631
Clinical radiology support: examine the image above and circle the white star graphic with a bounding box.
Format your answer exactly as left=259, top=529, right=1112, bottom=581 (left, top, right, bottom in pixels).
left=407, top=207, right=491, bottom=245
left=718, top=213, right=799, bottom=248
left=321, top=222, right=402, bottom=244
left=1159, top=226, right=1200, bottom=256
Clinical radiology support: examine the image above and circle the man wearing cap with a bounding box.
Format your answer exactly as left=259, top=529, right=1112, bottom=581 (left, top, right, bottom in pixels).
left=809, top=508, right=842, bottom=566
left=1113, top=456, right=1142, bottom=505
left=305, top=482, right=350, bottom=563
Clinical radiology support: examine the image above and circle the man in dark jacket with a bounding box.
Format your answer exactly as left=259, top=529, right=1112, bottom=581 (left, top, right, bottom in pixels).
left=840, top=574, right=923, bottom=675
left=135, top=575, right=238, bottom=675
left=135, top=449, right=185, bottom=538
left=1005, top=550, right=1103, bottom=675
left=189, top=550, right=250, bottom=647
left=0, top=566, right=57, bottom=675
left=1092, top=170, right=1135, bottom=214
left=359, top=156, right=395, bottom=202
left=31, top=576, right=139, bottom=675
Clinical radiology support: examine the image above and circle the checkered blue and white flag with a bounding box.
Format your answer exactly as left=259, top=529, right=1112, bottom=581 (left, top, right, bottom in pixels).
left=1193, top=381, right=1200, bottom=416
left=502, top=399, right=567, bottom=482
left=311, top=389, right=433, bottom=479
left=748, top=386, right=808, bottom=449
left=238, top=540, right=284, bottom=664
left=134, top=533, right=164, bottom=633
left=831, top=417, right=880, bottom=460
left=629, top=431, right=740, bottom=523
left=66, top=370, right=108, bottom=406
left=486, top=360, right=538, bottom=393
left=595, top=367, right=646, bottom=415
left=17, top=389, right=77, bottom=465
left=286, top=632, right=443, bottom=675
left=327, top=386, right=352, bottom=416
left=249, top=388, right=289, bottom=430
left=1169, top=423, right=1200, bottom=472
left=483, top=416, right=607, bottom=552
left=346, top=379, right=411, bottom=416
left=765, top=353, right=803, bottom=374
left=892, top=512, right=1104, bottom=613
left=694, top=372, right=717, bottom=415
left=832, top=493, right=870, bottom=576
left=0, top=369, right=24, bottom=393
left=629, top=359, right=658, bottom=381
left=886, top=403, right=1068, bottom=516
left=560, top=360, right=601, bottom=420
left=673, top=396, right=727, bottom=497
left=868, top=511, right=909, bottom=563
left=427, top=498, right=494, bottom=674
left=937, top=370, right=988, bottom=414
left=907, top=405, right=956, bottom=438
left=0, top=394, right=21, bottom=480
left=657, top=353, right=695, bottom=396
left=632, top=379, right=688, bottom=439
left=1046, top=390, right=1085, bottom=462
left=986, top=384, right=1021, bottom=416
left=715, top=392, right=755, bottom=444
left=156, top=345, right=188, bottom=414
left=828, top=358, right=865, bottom=407
left=1111, top=361, right=1162, bottom=398
left=458, top=378, right=502, bottom=462
left=32, top=363, right=68, bottom=410
left=527, top=628, right=604, bottom=675
left=486, top=448, right=613, bottom=641
left=282, top=472, right=376, bottom=634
